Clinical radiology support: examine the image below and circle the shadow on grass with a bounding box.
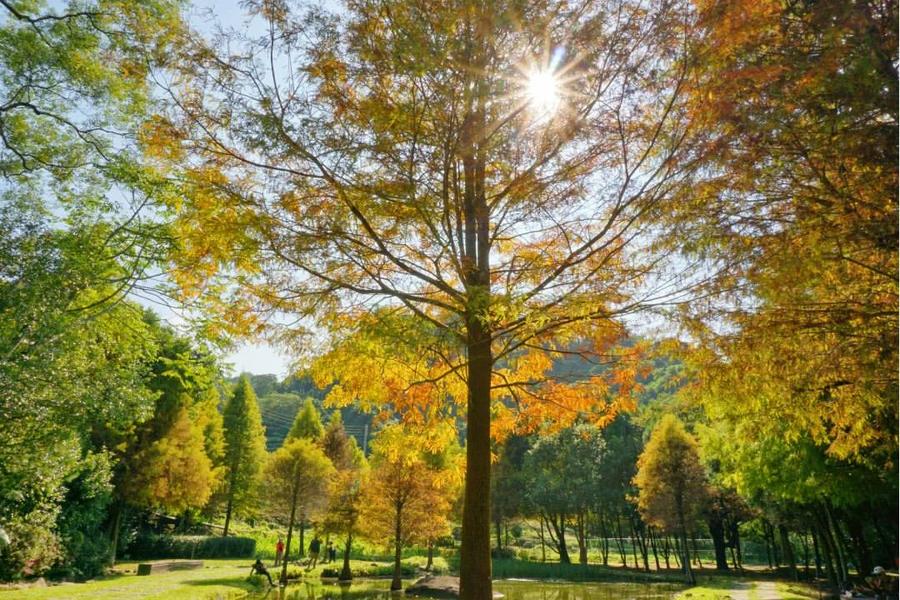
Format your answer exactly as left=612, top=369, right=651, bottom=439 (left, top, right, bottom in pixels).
left=183, top=575, right=260, bottom=591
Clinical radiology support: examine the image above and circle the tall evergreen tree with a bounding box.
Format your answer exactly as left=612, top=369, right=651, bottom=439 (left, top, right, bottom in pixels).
left=221, top=375, right=267, bottom=536
left=634, top=415, right=708, bottom=585
left=286, top=398, right=324, bottom=443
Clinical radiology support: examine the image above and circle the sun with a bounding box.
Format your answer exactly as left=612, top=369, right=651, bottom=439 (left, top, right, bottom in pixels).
left=526, top=68, right=562, bottom=118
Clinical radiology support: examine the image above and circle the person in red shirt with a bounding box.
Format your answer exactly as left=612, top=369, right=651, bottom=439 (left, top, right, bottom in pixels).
left=274, top=538, right=285, bottom=567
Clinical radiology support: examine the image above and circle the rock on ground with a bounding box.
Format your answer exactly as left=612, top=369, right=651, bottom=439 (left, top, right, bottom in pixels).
left=406, top=576, right=503, bottom=599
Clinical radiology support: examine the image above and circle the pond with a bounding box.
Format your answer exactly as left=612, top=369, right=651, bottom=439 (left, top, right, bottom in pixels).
left=231, top=579, right=685, bottom=600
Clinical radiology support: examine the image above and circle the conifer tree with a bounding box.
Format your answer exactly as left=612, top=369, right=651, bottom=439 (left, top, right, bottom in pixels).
left=286, top=398, right=324, bottom=443
left=634, top=415, right=708, bottom=585
left=221, top=375, right=267, bottom=536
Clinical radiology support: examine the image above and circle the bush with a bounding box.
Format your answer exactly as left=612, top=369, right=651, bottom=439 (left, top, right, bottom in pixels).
left=491, top=546, right=516, bottom=560
left=128, top=534, right=256, bottom=559
left=320, top=561, right=417, bottom=578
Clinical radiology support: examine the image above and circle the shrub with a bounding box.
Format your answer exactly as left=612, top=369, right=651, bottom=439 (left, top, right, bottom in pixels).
left=491, top=546, right=516, bottom=560
left=128, top=534, right=256, bottom=559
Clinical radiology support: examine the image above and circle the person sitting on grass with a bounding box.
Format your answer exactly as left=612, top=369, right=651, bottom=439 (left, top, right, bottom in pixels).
left=250, top=558, right=274, bottom=586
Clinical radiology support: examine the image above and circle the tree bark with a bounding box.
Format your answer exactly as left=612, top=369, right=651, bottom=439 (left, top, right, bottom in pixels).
left=708, top=514, right=729, bottom=571
left=576, top=512, right=588, bottom=565
left=677, top=499, right=695, bottom=585
left=280, top=475, right=301, bottom=585
left=778, top=524, right=798, bottom=581
left=339, top=534, right=353, bottom=581
left=648, top=526, right=660, bottom=571
left=426, top=542, right=434, bottom=571
left=539, top=515, right=546, bottom=562
left=108, top=501, right=124, bottom=566
left=459, top=318, right=493, bottom=599
left=391, top=501, right=403, bottom=591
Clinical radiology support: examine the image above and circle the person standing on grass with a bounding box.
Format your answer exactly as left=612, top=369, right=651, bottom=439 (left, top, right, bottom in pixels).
left=307, top=536, right=321, bottom=570
left=274, top=538, right=285, bottom=566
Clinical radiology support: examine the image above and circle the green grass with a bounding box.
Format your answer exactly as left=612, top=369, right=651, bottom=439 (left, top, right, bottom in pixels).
left=675, top=577, right=823, bottom=600
left=491, top=558, right=683, bottom=583
left=0, top=559, right=259, bottom=600
left=0, top=557, right=424, bottom=600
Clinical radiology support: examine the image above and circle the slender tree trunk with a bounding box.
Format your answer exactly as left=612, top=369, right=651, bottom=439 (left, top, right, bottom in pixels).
left=222, top=477, right=235, bottom=537
left=539, top=516, right=546, bottom=562
left=548, top=514, right=570, bottom=564
left=691, top=534, right=703, bottom=568
left=649, top=526, right=661, bottom=571
left=778, top=524, right=798, bottom=581
left=663, top=535, right=671, bottom=570
left=614, top=513, right=628, bottom=567
left=299, top=520, right=306, bottom=558
left=800, top=530, right=810, bottom=580
left=280, top=477, right=301, bottom=585
left=426, top=542, right=434, bottom=571
left=495, top=519, right=503, bottom=551
left=811, top=527, right=823, bottom=579
left=391, top=501, right=403, bottom=591
left=599, top=510, right=609, bottom=566
left=629, top=519, right=640, bottom=569
left=825, top=504, right=849, bottom=586
left=815, top=513, right=839, bottom=590
left=677, top=500, right=695, bottom=585
left=339, top=534, right=353, bottom=581
left=577, top=512, right=588, bottom=565
left=673, top=536, right=681, bottom=568
left=108, top=501, right=124, bottom=566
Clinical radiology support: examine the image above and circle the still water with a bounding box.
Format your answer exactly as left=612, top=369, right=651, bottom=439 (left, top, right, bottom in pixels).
left=235, top=579, right=684, bottom=600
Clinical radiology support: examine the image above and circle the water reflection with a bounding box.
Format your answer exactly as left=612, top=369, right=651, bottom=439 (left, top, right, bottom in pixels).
left=229, top=579, right=683, bottom=600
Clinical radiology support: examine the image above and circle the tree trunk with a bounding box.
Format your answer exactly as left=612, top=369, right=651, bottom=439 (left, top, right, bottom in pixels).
left=108, top=501, right=124, bottom=566
left=663, top=535, right=671, bottom=570
left=825, top=504, right=849, bottom=586
left=576, top=513, right=588, bottom=565
left=677, top=499, right=695, bottom=585
left=391, top=501, right=403, bottom=591
left=614, top=513, right=628, bottom=567
left=495, top=519, right=503, bottom=551
left=811, top=527, right=823, bottom=579
left=547, top=514, right=570, bottom=564
left=299, top=520, right=306, bottom=558
left=222, top=481, right=234, bottom=537
left=648, top=526, right=661, bottom=571
left=426, top=542, right=434, bottom=571
left=457, top=26, right=493, bottom=597
left=691, top=534, right=703, bottom=568
left=339, top=534, right=353, bottom=581
left=280, top=476, right=301, bottom=585
left=629, top=520, right=640, bottom=568
left=459, top=320, right=493, bottom=600
left=539, top=516, right=546, bottom=562
left=598, top=510, right=609, bottom=566
left=779, top=524, right=798, bottom=581
left=815, top=513, right=839, bottom=590
left=708, top=514, right=729, bottom=571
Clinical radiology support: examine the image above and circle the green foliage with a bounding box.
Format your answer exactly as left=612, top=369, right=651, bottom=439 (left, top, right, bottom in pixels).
left=122, top=406, right=216, bottom=513
left=634, top=415, right=708, bottom=534
left=286, top=398, right=324, bottom=443
left=127, top=535, right=256, bottom=559
left=221, top=376, right=267, bottom=521
left=263, top=438, right=334, bottom=527
left=256, top=392, right=303, bottom=450
left=524, top=425, right=606, bottom=520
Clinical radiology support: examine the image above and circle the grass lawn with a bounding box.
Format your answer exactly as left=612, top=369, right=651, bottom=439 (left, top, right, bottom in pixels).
left=676, top=576, right=824, bottom=600
left=0, top=558, right=404, bottom=600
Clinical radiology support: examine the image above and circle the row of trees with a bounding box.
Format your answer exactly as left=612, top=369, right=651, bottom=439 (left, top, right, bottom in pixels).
left=491, top=403, right=897, bottom=589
